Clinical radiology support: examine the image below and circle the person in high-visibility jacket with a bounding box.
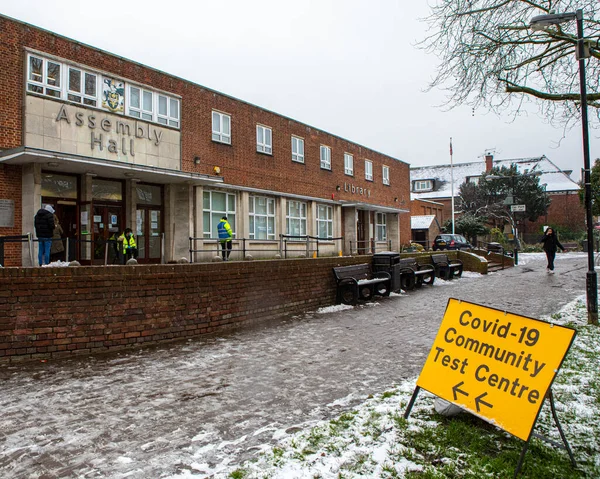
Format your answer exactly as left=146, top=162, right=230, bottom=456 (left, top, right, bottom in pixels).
left=217, top=216, right=233, bottom=261
left=118, top=228, right=138, bottom=263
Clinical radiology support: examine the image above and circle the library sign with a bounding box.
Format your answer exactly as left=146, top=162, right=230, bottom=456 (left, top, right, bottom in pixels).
left=415, top=298, right=576, bottom=441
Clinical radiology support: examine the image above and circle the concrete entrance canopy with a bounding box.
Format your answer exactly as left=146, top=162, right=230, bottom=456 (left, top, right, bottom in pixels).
left=0, top=147, right=223, bottom=186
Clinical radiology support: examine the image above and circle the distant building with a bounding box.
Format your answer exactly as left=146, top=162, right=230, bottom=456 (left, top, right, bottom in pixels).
left=410, top=154, right=583, bottom=242
left=410, top=198, right=444, bottom=248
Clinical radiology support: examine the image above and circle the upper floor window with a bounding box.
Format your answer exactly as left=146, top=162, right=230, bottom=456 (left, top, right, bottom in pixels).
left=67, top=67, right=98, bottom=107
left=27, top=54, right=61, bottom=98
left=365, top=160, right=373, bottom=181
left=316, top=204, right=333, bottom=239
left=320, top=145, right=331, bottom=170
left=26, top=53, right=181, bottom=129
left=286, top=200, right=307, bottom=237
left=344, top=153, right=354, bottom=176
left=212, top=111, right=231, bottom=144
left=249, top=196, right=275, bottom=240
left=257, top=125, right=272, bottom=154
left=292, top=136, right=304, bottom=163
left=414, top=180, right=433, bottom=191
left=467, top=176, right=480, bottom=185
left=382, top=165, right=390, bottom=185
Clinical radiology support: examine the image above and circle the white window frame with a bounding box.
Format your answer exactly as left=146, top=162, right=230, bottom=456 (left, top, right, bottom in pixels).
left=316, top=204, right=333, bottom=239
left=212, top=111, right=231, bottom=144
left=292, top=136, right=304, bottom=163
left=344, top=153, right=354, bottom=176
left=414, top=180, right=433, bottom=191
left=365, top=160, right=373, bottom=181
left=376, top=213, right=387, bottom=241
left=249, top=196, right=276, bottom=240
left=203, top=190, right=236, bottom=239
left=67, top=66, right=98, bottom=107
left=257, top=125, right=273, bottom=154
left=157, top=94, right=180, bottom=128
left=26, top=53, right=62, bottom=98
left=286, top=200, right=307, bottom=238
left=320, top=145, right=331, bottom=170
left=382, top=165, right=390, bottom=185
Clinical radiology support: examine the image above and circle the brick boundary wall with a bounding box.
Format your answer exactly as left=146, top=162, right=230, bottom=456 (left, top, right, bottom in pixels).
left=0, top=256, right=374, bottom=362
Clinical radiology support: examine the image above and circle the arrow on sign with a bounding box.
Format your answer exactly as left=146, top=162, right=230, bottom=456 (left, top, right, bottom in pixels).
left=475, top=392, right=494, bottom=413
left=452, top=381, right=469, bottom=401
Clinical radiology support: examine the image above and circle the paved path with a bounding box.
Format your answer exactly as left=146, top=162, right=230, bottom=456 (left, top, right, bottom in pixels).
left=0, top=254, right=588, bottom=478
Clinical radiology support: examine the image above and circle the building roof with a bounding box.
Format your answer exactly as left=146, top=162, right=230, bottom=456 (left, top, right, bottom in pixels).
left=411, top=215, right=437, bottom=230
left=410, top=156, right=579, bottom=200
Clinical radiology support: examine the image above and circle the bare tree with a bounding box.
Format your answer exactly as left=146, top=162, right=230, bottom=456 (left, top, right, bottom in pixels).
left=419, top=1, right=600, bottom=129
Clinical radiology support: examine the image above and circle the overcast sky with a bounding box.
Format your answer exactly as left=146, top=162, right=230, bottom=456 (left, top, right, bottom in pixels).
left=2, top=0, right=598, bottom=178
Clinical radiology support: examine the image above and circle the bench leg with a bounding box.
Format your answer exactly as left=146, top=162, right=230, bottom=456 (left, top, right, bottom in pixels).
left=423, top=273, right=435, bottom=285
left=338, top=284, right=359, bottom=305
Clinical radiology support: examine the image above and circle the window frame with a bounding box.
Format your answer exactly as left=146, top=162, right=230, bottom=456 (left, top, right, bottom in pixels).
left=67, top=66, right=98, bottom=107
left=365, top=160, right=373, bottom=181
left=414, top=180, right=433, bottom=192
left=320, top=145, right=331, bottom=170
left=256, top=124, right=273, bottom=154
left=291, top=136, right=305, bottom=163
left=212, top=110, right=232, bottom=144
left=202, top=190, right=236, bottom=239
left=249, top=196, right=276, bottom=240
left=382, top=165, right=390, bottom=185
left=344, top=153, right=354, bottom=176
left=286, top=200, right=307, bottom=238
left=27, top=53, right=62, bottom=98
left=316, top=204, right=333, bottom=239
left=376, top=213, right=387, bottom=241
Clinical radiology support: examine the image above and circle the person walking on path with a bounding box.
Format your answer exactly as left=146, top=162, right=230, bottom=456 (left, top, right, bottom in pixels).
left=217, top=216, right=233, bottom=261
left=540, top=227, right=565, bottom=273
left=50, top=214, right=65, bottom=262
left=118, top=228, right=138, bottom=264
left=34, top=204, right=55, bottom=266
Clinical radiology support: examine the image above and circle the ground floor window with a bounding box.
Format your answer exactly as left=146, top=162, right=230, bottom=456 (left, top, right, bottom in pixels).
left=376, top=212, right=387, bottom=241
left=249, top=196, right=275, bottom=240
left=316, top=204, right=333, bottom=239
left=203, top=190, right=236, bottom=238
left=286, top=200, right=306, bottom=237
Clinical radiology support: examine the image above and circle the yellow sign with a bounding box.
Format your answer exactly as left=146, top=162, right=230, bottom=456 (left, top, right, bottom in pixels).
left=416, top=298, right=576, bottom=441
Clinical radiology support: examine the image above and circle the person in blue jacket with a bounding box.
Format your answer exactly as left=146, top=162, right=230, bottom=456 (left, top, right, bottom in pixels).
left=217, top=216, right=233, bottom=261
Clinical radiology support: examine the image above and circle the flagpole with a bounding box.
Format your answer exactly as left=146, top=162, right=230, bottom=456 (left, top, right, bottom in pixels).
left=450, top=137, right=455, bottom=234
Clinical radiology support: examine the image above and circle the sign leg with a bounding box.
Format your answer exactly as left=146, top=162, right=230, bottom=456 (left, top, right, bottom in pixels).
left=513, top=440, right=530, bottom=478
left=549, top=389, right=576, bottom=467
left=403, top=386, right=421, bottom=419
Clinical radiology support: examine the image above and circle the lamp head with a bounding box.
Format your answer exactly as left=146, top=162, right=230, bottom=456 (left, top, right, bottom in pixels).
left=530, top=12, right=577, bottom=30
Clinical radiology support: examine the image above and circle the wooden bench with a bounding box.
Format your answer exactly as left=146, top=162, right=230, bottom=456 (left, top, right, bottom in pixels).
left=431, top=253, right=463, bottom=280
left=398, top=258, right=435, bottom=290
left=332, top=264, right=392, bottom=305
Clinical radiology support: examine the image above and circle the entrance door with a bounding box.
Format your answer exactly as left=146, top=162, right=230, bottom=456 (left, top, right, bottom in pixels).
left=92, top=204, right=123, bottom=264
left=136, top=207, right=162, bottom=263
left=357, top=210, right=369, bottom=254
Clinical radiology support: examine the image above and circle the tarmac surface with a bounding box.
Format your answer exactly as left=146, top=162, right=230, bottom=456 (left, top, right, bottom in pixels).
left=0, top=253, right=590, bottom=478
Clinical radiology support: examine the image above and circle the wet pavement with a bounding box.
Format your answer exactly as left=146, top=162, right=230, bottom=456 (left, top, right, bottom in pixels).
left=0, top=253, right=589, bottom=478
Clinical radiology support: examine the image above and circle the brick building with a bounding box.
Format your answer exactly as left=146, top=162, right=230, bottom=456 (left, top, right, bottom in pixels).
left=410, top=198, right=444, bottom=248
left=410, top=154, right=583, bottom=242
left=0, top=14, right=411, bottom=267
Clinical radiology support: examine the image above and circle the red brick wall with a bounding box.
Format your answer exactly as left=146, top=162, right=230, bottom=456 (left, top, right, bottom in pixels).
left=522, top=192, right=585, bottom=237
left=0, top=257, right=372, bottom=362
left=0, top=15, right=410, bottom=219
left=0, top=165, right=23, bottom=266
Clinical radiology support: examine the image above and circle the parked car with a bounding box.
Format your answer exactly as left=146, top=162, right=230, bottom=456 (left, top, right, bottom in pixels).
left=432, top=234, right=472, bottom=251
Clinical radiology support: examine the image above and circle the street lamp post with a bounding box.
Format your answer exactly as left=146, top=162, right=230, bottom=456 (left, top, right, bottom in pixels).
left=530, top=9, right=598, bottom=325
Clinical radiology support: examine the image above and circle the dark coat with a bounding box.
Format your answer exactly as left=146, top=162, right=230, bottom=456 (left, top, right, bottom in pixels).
left=540, top=232, right=565, bottom=253
left=34, top=209, right=55, bottom=238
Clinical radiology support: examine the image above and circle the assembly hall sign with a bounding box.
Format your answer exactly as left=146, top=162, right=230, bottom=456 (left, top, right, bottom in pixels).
left=416, top=298, right=576, bottom=441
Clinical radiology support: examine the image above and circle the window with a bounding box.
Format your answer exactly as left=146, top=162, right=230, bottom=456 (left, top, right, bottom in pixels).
left=414, top=180, right=433, bottom=191
left=27, top=54, right=61, bottom=98
left=127, top=87, right=180, bottom=126
left=320, top=145, right=331, bottom=170
left=128, top=86, right=153, bottom=121
left=292, top=136, right=304, bottom=163
left=257, top=125, right=272, bottom=154
left=286, top=200, right=307, bottom=237
left=376, top=213, right=387, bottom=241
left=316, top=204, right=333, bottom=239
left=249, top=196, right=275, bottom=240
left=67, top=67, right=97, bottom=106
left=203, top=191, right=236, bottom=239
left=212, top=111, right=231, bottom=144
left=344, top=153, right=354, bottom=176
left=158, top=95, right=180, bottom=127
left=382, top=165, right=390, bottom=185
left=365, top=160, right=373, bottom=181
left=467, top=176, right=480, bottom=185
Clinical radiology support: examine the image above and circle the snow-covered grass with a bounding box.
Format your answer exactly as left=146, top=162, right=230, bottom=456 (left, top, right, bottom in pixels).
left=209, top=296, right=600, bottom=479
